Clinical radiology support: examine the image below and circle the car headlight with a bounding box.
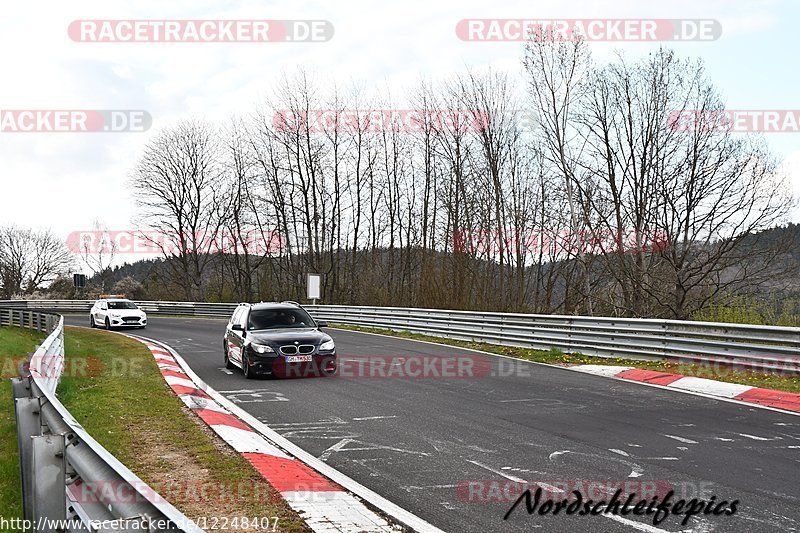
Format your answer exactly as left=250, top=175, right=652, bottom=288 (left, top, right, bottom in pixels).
left=250, top=343, right=274, bottom=354
left=319, top=340, right=335, bottom=351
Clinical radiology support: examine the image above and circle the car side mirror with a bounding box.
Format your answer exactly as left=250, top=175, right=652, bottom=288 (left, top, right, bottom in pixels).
left=316, top=320, right=328, bottom=328
left=231, top=324, right=244, bottom=331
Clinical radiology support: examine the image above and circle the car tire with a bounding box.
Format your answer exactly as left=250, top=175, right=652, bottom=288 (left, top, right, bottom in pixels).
left=89, top=315, right=95, bottom=328
left=224, top=344, right=236, bottom=370
left=242, top=353, right=255, bottom=379
left=105, top=318, right=111, bottom=330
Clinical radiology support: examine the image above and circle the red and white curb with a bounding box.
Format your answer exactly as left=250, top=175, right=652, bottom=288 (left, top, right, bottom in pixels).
left=142, top=340, right=440, bottom=533
left=572, top=365, right=800, bottom=413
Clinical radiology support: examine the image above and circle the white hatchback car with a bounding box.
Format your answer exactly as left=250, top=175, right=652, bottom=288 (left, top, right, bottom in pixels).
left=89, top=298, right=147, bottom=329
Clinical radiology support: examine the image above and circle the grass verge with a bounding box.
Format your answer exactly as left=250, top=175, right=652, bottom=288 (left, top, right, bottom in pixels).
left=0, top=326, right=45, bottom=522
left=53, top=326, right=308, bottom=532
left=331, top=324, right=800, bottom=394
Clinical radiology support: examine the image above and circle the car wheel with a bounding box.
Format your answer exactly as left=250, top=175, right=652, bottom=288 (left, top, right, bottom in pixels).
left=89, top=315, right=95, bottom=328
left=242, top=353, right=255, bottom=379
left=224, top=344, right=236, bottom=370
left=105, top=318, right=111, bottom=330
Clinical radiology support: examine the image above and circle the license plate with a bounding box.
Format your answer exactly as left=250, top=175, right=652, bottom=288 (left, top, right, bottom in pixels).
left=286, top=355, right=312, bottom=363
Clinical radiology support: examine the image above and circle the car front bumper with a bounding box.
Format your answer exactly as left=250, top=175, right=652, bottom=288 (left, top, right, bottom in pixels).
left=108, top=316, right=147, bottom=327
left=246, top=350, right=337, bottom=377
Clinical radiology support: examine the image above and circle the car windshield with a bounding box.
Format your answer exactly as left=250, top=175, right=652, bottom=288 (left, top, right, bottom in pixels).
left=248, top=308, right=314, bottom=330
left=107, top=301, right=138, bottom=310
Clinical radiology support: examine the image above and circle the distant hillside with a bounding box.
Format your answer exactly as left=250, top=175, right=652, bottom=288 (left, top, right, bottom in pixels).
left=69, top=223, right=800, bottom=318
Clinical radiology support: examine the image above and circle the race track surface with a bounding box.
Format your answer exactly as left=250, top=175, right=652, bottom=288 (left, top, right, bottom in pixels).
left=64, top=315, right=800, bottom=533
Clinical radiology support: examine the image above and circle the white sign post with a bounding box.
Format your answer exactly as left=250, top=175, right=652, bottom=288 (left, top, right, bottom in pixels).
left=307, top=273, right=321, bottom=304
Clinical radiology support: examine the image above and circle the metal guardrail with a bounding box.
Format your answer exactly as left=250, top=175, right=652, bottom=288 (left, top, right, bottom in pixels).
left=305, top=305, right=800, bottom=373
left=2, top=300, right=799, bottom=373
left=0, top=300, right=239, bottom=318
left=4, top=308, right=202, bottom=532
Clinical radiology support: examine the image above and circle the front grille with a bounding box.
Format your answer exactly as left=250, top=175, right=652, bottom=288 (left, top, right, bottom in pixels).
left=122, top=316, right=141, bottom=323
left=280, top=345, right=315, bottom=355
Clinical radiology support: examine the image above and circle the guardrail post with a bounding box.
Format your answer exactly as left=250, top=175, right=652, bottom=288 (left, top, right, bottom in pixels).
left=567, top=317, right=574, bottom=353
left=31, top=434, right=67, bottom=524
left=13, top=380, right=40, bottom=523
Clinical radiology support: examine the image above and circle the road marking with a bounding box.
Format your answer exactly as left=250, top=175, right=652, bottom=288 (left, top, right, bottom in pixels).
left=737, top=433, right=779, bottom=441
left=402, top=484, right=458, bottom=491
left=220, top=390, right=288, bottom=403
left=603, top=512, right=693, bottom=532
left=548, top=450, right=571, bottom=460
left=609, top=448, right=630, bottom=456
left=465, top=459, right=527, bottom=483
left=663, top=434, right=699, bottom=444
left=218, top=367, right=233, bottom=375
left=353, top=415, right=398, bottom=421
left=319, top=439, right=356, bottom=461
left=713, top=437, right=735, bottom=442
left=281, top=430, right=361, bottom=440
left=318, top=438, right=430, bottom=461
left=270, top=418, right=347, bottom=427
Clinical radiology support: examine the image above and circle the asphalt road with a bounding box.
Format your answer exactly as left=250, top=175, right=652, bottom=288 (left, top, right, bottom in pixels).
left=64, top=315, right=800, bottom=533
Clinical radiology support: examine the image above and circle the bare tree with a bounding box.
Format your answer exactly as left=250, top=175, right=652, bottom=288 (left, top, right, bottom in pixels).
left=116, top=52, right=796, bottom=319
left=580, top=49, right=794, bottom=318
left=523, top=33, right=594, bottom=314
left=130, top=120, right=225, bottom=301
left=0, top=226, right=72, bottom=297
left=78, top=219, right=117, bottom=291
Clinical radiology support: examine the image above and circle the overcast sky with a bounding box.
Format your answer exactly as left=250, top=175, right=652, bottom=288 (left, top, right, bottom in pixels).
left=1, top=0, right=798, bottom=246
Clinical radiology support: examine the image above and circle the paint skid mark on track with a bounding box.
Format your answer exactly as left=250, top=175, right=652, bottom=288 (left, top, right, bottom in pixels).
left=220, top=389, right=288, bottom=403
